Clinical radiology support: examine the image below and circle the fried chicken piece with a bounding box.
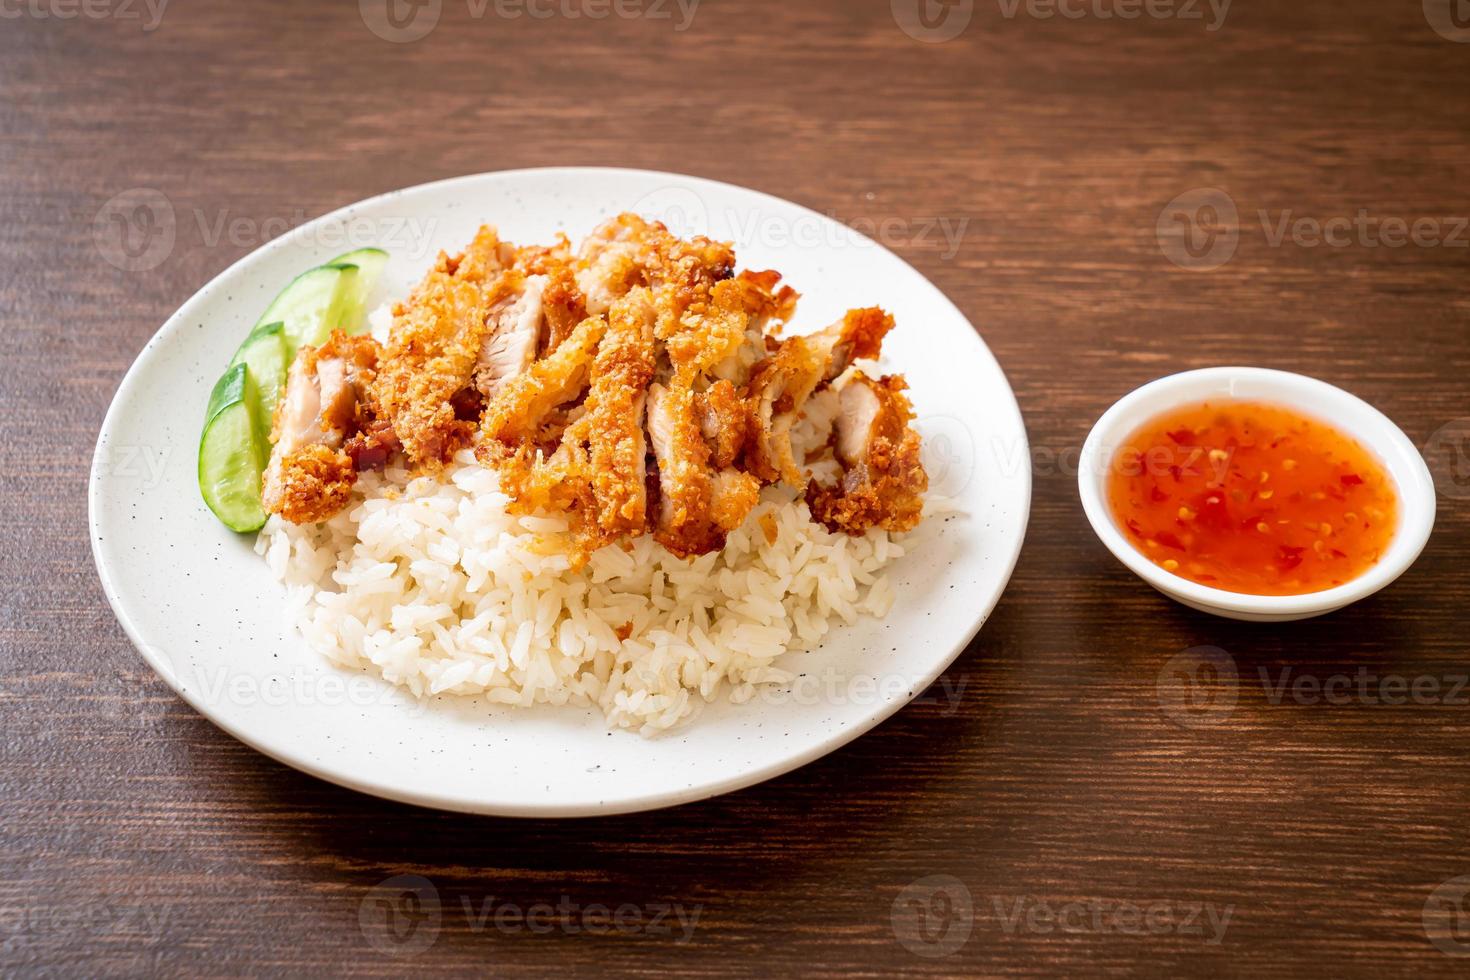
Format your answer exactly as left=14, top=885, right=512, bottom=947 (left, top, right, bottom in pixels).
left=263, top=445, right=357, bottom=525
left=640, top=266, right=782, bottom=555
left=710, top=469, right=762, bottom=534
left=453, top=224, right=516, bottom=284
left=480, top=292, right=657, bottom=565
left=807, top=373, right=928, bottom=535
left=566, top=288, right=657, bottom=540
left=577, top=214, right=652, bottom=315
left=262, top=332, right=382, bottom=524
left=646, top=378, right=761, bottom=556
left=511, top=233, right=574, bottom=276
left=647, top=233, right=736, bottom=327
left=374, top=226, right=513, bottom=467
left=538, top=264, right=590, bottom=357
left=746, top=307, right=895, bottom=487
left=648, top=379, right=759, bottom=557
left=698, top=379, right=748, bottom=470
left=470, top=241, right=594, bottom=400
left=647, top=381, right=720, bottom=557
left=813, top=307, right=893, bottom=376
left=708, top=271, right=799, bottom=387
left=718, top=270, right=800, bottom=327
left=577, top=214, right=735, bottom=318
left=498, top=235, right=590, bottom=358
left=479, top=314, right=607, bottom=446
left=657, top=290, right=746, bottom=374
left=475, top=272, right=545, bottom=400
left=489, top=441, right=595, bottom=539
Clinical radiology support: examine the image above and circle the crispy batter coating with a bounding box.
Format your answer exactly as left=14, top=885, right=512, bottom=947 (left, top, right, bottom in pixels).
left=714, top=270, right=799, bottom=329
left=577, top=214, right=735, bottom=318
left=572, top=289, right=657, bottom=537
left=647, top=380, right=720, bottom=556
left=373, top=227, right=513, bottom=467
left=807, top=373, right=928, bottom=534
left=453, top=224, right=515, bottom=284
left=265, top=443, right=358, bottom=525
left=480, top=291, right=658, bottom=564
left=699, top=379, right=748, bottom=470
left=512, top=233, right=573, bottom=275
left=539, top=264, right=590, bottom=357
left=710, top=469, right=762, bottom=534
left=480, top=314, right=606, bottom=446
left=746, top=307, right=896, bottom=487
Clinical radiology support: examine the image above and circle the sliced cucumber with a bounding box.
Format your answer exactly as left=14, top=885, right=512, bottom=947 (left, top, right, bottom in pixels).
left=199, top=364, right=270, bottom=533
left=256, top=263, right=358, bottom=360
left=226, top=321, right=288, bottom=437
left=328, top=247, right=388, bottom=334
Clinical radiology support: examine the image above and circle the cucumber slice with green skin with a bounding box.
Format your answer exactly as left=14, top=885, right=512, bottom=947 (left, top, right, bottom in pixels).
left=199, top=364, right=270, bottom=533
left=225, top=321, right=288, bottom=436
left=256, top=263, right=358, bottom=360
left=328, top=247, right=388, bottom=334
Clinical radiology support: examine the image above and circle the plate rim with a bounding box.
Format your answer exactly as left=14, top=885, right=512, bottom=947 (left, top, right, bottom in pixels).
left=88, top=166, right=1033, bottom=817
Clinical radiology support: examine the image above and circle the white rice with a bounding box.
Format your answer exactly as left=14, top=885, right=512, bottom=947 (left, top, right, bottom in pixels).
left=257, top=450, right=923, bottom=735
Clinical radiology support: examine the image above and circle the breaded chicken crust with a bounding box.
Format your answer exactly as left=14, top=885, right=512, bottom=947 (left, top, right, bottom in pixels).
left=262, top=332, right=384, bottom=524
left=807, top=374, right=928, bottom=534
left=266, top=444, right=358, bottom=525
left=373, top=227, right=513, bottom=467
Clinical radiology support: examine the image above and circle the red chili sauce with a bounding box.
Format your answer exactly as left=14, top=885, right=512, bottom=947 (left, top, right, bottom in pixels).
left=1107, top=401, right=1398, bottom=596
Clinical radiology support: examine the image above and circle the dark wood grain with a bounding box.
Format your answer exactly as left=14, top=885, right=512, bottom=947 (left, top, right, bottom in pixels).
left=3, top=0, right=1469, bottom=975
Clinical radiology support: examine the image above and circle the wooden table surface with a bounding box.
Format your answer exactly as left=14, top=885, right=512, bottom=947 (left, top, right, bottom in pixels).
left=4, top=0, right=1469, bottom=975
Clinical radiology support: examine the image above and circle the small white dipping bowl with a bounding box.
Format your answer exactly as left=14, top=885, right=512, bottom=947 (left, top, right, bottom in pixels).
left=1078, top=367, right=1436, bottom=622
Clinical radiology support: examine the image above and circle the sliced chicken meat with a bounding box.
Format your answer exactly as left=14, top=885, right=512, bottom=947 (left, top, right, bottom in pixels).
left=475, top=273, right=546, bottom=401
left=707, top=271, right=799, bottom=388
left=576, top=214, right=654, bottom=315
left=373, top=226, right=514, bottom=467
left=807, top=372, right=928, bottom=535
left=745, top=307, right=894, bottom=487
left=646, top=382, right=708, bottom=553
left=479, top=313, right=606, bottom=447
left=696, top=379, right=748, bottom=471
left=567, top=288, right=657, bottom=541
left=262, top=333, right=381, bottom=525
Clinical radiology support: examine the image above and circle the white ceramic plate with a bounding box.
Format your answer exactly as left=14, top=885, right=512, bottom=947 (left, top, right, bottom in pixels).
left=89, top=168, right=1030, bottom=817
